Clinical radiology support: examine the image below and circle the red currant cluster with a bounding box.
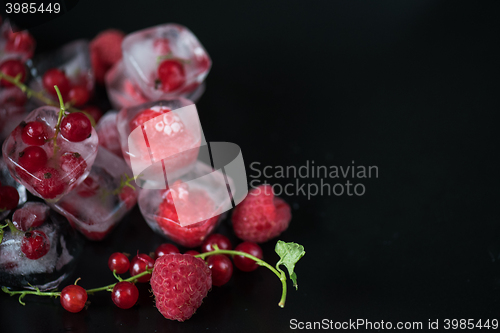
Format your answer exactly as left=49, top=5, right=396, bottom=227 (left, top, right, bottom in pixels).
left=42, top=68, right=91, bottom=107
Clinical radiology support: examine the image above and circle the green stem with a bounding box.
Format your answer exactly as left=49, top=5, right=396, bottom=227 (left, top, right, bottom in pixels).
left=0, top=71, right=96, bottom=126
left=195, top=249, right=288, bottom=308
left=86, top=269, right=152, bottom=294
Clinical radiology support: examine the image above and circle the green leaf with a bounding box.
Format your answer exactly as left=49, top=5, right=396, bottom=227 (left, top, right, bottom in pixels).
left=275, top=241, right=305, bottom=290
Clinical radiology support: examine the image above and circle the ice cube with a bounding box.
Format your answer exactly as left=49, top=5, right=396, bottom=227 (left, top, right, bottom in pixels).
left=121, top=24, right=211, bottom=101
left=0, top=156, right=27, bottom=220
left=116, top=99, right=202, bottom=188
left=1, top=106, right=98, bottom=202
left=0, top=207, right=83, bottom=291
left=48, top=146, right=138, bottom=241
left=105, top=60, right=205, bottom=110
left=95, top=111, right=122, bottom=158
left=138, top=161, right=232, bottom=247
left=28, top=40, right=93, bottom=106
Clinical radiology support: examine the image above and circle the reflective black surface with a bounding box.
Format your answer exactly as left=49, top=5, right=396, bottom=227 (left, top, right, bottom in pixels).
left=1, top=1, right=499, bottom=332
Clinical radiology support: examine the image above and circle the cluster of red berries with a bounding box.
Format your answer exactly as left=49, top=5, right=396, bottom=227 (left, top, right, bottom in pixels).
left=42, top=68, right=92, bottom=107
left=57, top=234, right=263, bottom=317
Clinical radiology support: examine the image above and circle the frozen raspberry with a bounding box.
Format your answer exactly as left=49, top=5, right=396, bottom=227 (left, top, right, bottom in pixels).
left=150, top=254, right=212, bottom=322
left=32, top=167, right=65, bottom=199
left=90, top=29, right=125, bottom=84
left=59, top=152, right=87, bottom=181
left=231, top=185, right=292, bottom=243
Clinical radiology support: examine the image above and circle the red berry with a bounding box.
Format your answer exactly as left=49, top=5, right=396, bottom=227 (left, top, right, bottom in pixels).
left=184, top=250, right=199, bottom=256
left=153, top=38, right=171, bottom=54
left=118, top=186, right=136, bottom=210
left=150, top=254, right=212, bottom=322
left=232, top=185, right=292, bottom=243
left=21, top=121, right=48, bottom=146
left=233, top=242, right=263, bottom=272
left=129, top=253, right=154, bottom=283
left=20, top=230, right=50, bottom=259
left=67, top=85, right=90, bottom=107
left=60, top=112, right=92, bottom=142
left=5, top=31, right=35, bottom=57
left=0, top=186, right=19, bottom=210
left=157, top=60, right=185, bottom=92
left=76, top=176, right=99, bottom=197
left=60, top=285, right=87, bottom=313
left=111, top=281, right=139, bottom=309
left=59, top=152, right=87, bottom=181
left=12, top=202, right=50, bottom=231
left=201, top=234, right=232, bottom=254
left=206, top=254, right=233, bottom=287
left=42, top=68, right=71, bottom=98
left=0, top=59, right=26, bottom=87
left=81, top=105, right=102, bottom=123
left=32, top=167, right=65, bottom=199
left=154, top=243, right=180, bottom=259
left=18, top=146, right=47, bottom=173
left=108, top=252, right=130, bottom=274
left=128, top=107, right=170, bottom=132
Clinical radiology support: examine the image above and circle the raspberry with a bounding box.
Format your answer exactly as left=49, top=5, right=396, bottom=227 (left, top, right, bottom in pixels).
left=150, top=254, right=212, bottom=322
left=90, top=29, right=125, bottom=84
left=231, top=185, right=292, bottom=243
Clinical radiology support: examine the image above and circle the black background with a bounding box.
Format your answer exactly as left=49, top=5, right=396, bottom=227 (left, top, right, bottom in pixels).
left=1, top=1, right=500, bottom=332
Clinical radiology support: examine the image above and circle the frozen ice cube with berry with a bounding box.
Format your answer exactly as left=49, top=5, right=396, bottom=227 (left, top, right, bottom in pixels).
left=0, top=204, right=83, bottom=290
left=0, top=19, right=36, bottom=62
left=48, top=146, right=138, bottom=241
left=95, top=111, right=122, bottom=158
left=116, top=99, right=202, bottom=187
left=0, top=156, right=27, bottom=220
left=1, top=106, right=98, bottom=202
left=121, top=24, right=211, bottom=101
left=105, top=60, right=205, bottom=110
left=138, top=161, right=232, bottom=247
left=29, top=40, right=94, bottom=107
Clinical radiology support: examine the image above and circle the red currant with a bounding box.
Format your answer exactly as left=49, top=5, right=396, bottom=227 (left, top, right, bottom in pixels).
left=5, top=31, right=35, bottom=56
left=18, top=146, right=47, bottom=173
left=12, top=202, right=49, bottom=231
left=0, top=59, right=26, bottom=87
left=0, top=186, right=19, bottom=210
left=20, top=230, right=50, bottom=259
left=32, top=167, right=65, bottom=199
left=81, top=105, right=103, bottom=123
left=42, top=68, right=71, bottom=98
left=108, top=252, right=130, bottom=274
left=60, top=112, right=92, bottom=142
left=21, top=121, right=48, bottom=146
left=128, top=107, right=170, bottom=132
left=118, top=186, right=136, bottom=210
left=129, top=253, right=154, bottom=283
left=201, top=234, right=232, bottom=254
left=67, top=85, right=90, bottom=107
left=76, top=176, right=99, bottom=198
left=206, top=254, right=233, bottom=287
left=184, top=250, right=200, bottom=256
left=59, top=152, right=87, bottom=180
left=111, top=281, right=139, bottom=309
left=233, top=242, right=263, bottom=272
left=157, top=60, right=185, bottom=92
left=153, top=38, right=171, bottom=54
left=60, top=285, right=87, bottom=313
left=154, top=243, right=179, bottom=259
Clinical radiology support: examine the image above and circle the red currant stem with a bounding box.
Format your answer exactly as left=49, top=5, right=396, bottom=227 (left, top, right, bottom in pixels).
left=112, top=270, right=123, bottom=282
left=86, top=268, right=152, bottom=294
left=0, top=71, right=96, bottom=126
left=0, top=222, right=8, bottom=244
left=3, top=219, right=21, bottom=235
left=52, top=85, right=66, bottom=152
left=194, top=249, right=288, bottom=308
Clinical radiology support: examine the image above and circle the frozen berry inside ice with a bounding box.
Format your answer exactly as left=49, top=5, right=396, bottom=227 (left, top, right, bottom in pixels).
left=233, top=242, right=263, bottom=272
left=60, top=285, right=87, bottom=313
left=20, top=230, right=50, bottom=260
left=32, top=167, right=65, bottom=199
left=18, top=146, right=47, bottom=173
left=76, top=176, right=99, bottom=197
left=206, top=254, right=233, bottom=287
left=128, top=107, right=171, bottom=131
left=81, top=105, right=103, bottom=123
left=60, top=112, right=92, bottom=142
left=59, top=152, right=87, bottom=180
left=108, top=252, right=130, bottom=274
left=111, top=281, right=139, bottom=309
left=21, top=121, right=48, bottom=146
left=12, top=202, right=50, bottom=231
left=68, top=85, right=90, bottom=107
left=130, top=253, right=154, bottom=283
left=118, top=186, right=136, bottom=210
left=157, top=59, right=186, bottom=92
left=154, top=243, right=180, bottom=259
left=5, top=31, right=35, bottom=56
left=0, top=59, right=26, bottom=87
left=0, top=185, right=19, bottom=210
left=42, top=68, right=71, bottom=97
